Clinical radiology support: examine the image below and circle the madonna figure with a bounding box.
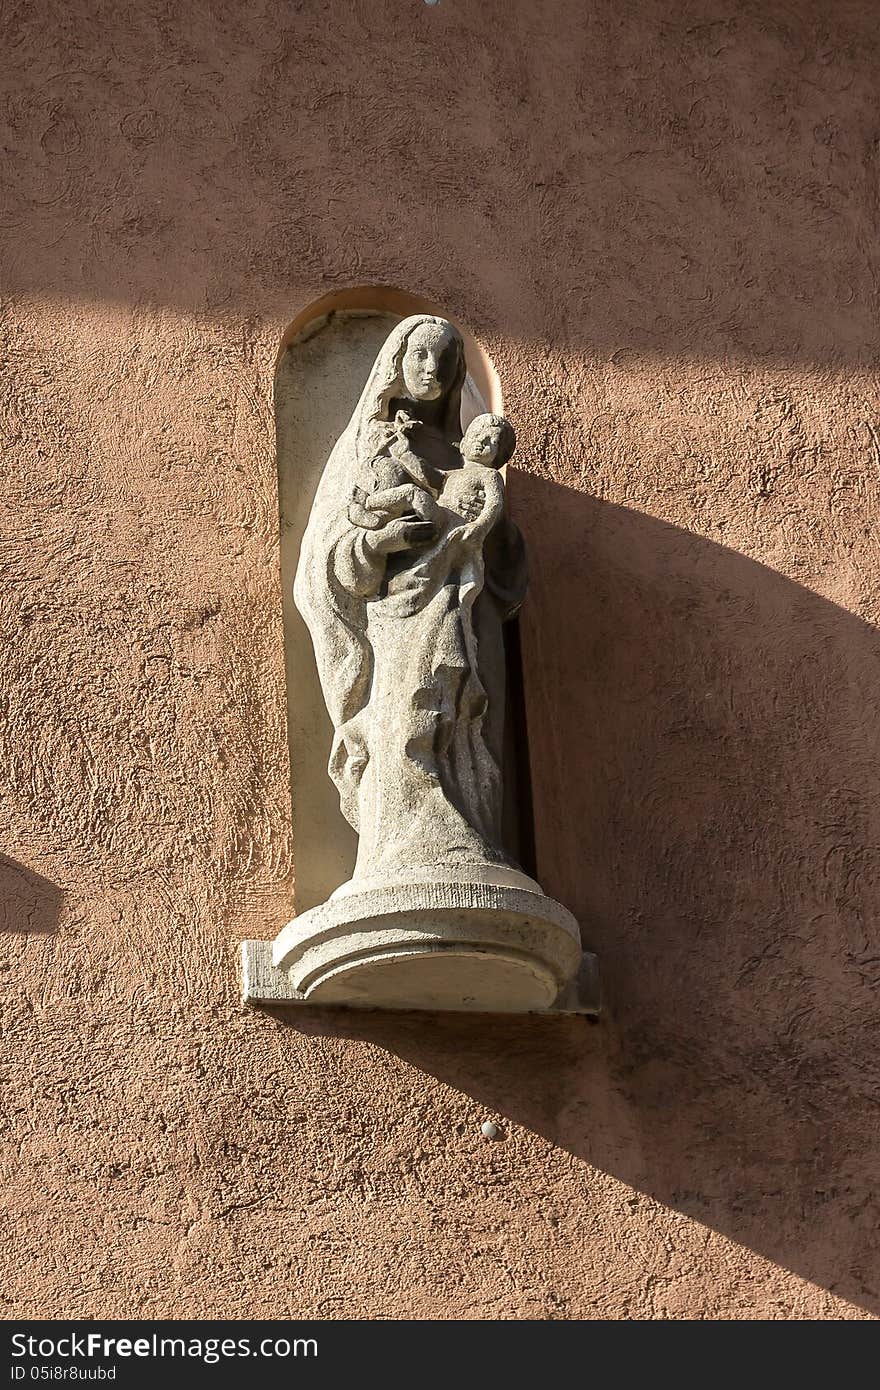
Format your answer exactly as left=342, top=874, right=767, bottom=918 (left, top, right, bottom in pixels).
left=294, top=314, right=528, bottom=888
left=272, top=314, right=586, bottom=1014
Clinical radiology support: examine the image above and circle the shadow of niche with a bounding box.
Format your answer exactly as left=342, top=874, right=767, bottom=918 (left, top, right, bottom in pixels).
left=268, top=482, right=880, bottom=1315
left=275, top=286, right=534, bottom=911
left=0, top=855, right=63, bottom=934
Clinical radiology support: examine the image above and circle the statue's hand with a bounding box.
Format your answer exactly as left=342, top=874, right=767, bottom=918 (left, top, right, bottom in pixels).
left=355, top=485, right=442, bottom=554
left=364, top=515, right=440, bottom=556
left=364, top=485, right=439, bottom=523
left=458, top=485, right=486, bottom=522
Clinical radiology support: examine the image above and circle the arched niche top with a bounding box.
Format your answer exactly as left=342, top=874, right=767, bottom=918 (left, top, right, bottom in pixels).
left=274, top=287, right=515, bottom=913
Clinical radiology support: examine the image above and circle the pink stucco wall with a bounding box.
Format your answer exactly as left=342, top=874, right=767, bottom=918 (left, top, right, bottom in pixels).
left=2, top=0, right=878, bottom=1318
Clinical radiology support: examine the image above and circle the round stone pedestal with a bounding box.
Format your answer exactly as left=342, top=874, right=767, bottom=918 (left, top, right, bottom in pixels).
left=271, top=876, right=583, bottom=1013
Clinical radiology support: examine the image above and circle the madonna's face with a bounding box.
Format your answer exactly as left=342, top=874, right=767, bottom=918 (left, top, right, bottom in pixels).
left=401, top=324, right=458, bottom=403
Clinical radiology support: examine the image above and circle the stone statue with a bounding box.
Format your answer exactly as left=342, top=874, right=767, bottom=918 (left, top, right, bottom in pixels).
left=271, top=315, right=588, bottom=1013
left=293, top=315, right=527, bottom=887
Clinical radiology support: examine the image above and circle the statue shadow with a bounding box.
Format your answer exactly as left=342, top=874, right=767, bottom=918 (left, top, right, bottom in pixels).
left=268, top=478, right=880, bottom=1315
left=0, top=856, right=63, bottom=934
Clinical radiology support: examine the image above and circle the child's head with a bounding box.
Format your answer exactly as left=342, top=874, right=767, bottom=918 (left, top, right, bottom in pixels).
left=460, top=413, right=516, bottom=469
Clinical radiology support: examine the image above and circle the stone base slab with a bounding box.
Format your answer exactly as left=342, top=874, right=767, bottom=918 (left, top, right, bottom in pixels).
left=262, top=879, right=592, bottom=1014
left=241, top=939, right=600, bottom=1016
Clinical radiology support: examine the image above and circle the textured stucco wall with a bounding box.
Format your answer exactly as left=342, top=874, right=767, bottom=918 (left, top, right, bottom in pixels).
left=1, top=0, right=878, bottom=1319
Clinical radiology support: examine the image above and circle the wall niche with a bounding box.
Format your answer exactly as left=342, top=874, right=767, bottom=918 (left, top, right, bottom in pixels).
left=243, top=285, right=598, bottom=1015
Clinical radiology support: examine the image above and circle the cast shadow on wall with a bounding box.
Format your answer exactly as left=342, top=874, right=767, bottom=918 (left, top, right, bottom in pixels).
left=0, top=855, right=63, bottom=934
left=269, top=478, right=880, bottom=1315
